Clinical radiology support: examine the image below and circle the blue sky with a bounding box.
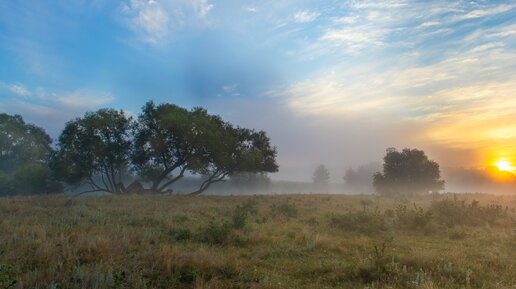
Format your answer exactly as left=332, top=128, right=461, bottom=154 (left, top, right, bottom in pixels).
left=1, top=0, right=516, bottom=181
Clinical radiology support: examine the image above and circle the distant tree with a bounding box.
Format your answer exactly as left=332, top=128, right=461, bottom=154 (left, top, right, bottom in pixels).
left=189, top=126, right=278, bottom=195
left=0, top=113, right=52, bottom=174
left=131, top=102, right=206, bottom=193
left=230, top=172, right=271, bottom=191
left=373, top=148, right=444, bottom=196
left=312, top=165, right=330, bottom=190
left=343, top=163, right=380, bottom=193
left=52, top=109, right=132, bottom=194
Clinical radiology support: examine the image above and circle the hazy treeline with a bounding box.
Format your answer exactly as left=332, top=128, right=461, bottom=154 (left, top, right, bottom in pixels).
left=0, top=101, right=278, bottom=196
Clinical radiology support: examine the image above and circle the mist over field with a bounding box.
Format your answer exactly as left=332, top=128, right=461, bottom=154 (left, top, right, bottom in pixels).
left=2, top=1, right=516, bottom=288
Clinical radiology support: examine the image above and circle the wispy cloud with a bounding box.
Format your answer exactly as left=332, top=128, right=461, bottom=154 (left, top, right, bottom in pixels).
left=7, top=83, right=31, bottom=98
left=119, top=0, right=214, bottom=44
left=294, top=9, right=320, bottom=23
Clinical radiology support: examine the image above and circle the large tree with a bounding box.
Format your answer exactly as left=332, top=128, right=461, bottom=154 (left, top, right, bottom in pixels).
left=52, top=109, right=132, bottom=194
left=131, top=102, right=204, bottom=193
left=189, top=124, right=278, bottom=195
left=373, top=148, right=444, bottom=196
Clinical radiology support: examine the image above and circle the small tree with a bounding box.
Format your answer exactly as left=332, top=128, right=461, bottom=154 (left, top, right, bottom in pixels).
left=373, top=148, right=444, bottom=196
left=52, top=109, right=132, bottom=194
left=313, top=164, right=330, bottom=190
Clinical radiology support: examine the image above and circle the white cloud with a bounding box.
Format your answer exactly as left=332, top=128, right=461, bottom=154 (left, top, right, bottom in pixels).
left=119, top=0, right=214, bottom=44
left=458, top=4, right=516, bottom=20
left=294, top=10, right=320, bottom=23
left=120, top=0, right=169, bottom=43
left=222, top=84, right=237, bottom=93
left=193, top=0, right=213, bottom=18
left=8, top=84, right=31, bottom=97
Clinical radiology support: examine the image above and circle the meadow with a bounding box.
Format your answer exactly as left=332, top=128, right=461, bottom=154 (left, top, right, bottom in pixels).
left=1, top=193, right=515, bottom=289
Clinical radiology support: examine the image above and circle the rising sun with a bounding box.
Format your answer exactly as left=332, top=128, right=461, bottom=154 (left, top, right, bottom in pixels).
left=495, top=160, right=515, bottom=172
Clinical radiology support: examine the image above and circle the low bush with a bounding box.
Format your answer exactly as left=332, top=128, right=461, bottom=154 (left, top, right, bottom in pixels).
left=270, top=200, right=298, bottom=218
left=199, top=220, right=232, bottom=245
left=330, top=210, right=387, bottom=234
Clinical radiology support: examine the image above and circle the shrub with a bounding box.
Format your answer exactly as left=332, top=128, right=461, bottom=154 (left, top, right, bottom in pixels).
left=232, top=198, right=259, bottom=229
left=200, top=220, right=232, bottom=245
left=430, top=197, right=507, bottom=227
left=270, top=200, right=298, bottom=218
left=394, top=204, right=433, bottom=230
left=330, top=210, right=387, bottom=234
left=168, top=227, right=191, bottom=241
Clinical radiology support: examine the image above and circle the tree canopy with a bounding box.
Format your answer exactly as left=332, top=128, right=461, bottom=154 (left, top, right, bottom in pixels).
left=52, top=109, right=132, bottom=194
left=1, top=101, right=279, bottom=196
left=0, top=113, right=52, bottom=174
left=373, top=148, right=444, bottom=196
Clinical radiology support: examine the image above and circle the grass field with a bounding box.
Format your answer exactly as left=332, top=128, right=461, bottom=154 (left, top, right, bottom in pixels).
left=1, top=193, right=515, bottom=288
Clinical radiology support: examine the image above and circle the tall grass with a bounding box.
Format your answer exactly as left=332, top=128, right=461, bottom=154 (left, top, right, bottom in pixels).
left=0, top=193, right=515, bottom=288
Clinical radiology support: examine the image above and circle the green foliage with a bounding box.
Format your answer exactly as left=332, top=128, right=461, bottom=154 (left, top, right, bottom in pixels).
left=0, top=174, right=12, bottom=196
left=330, top=210, right=387, bottom=234
left=52, top=109, right=132, bottom=194
left=168, top=227, right=191, bottom=241
left=0, top=113, right=52, bottom=175
left=200, top=219, right=232, bottom=245
left=373, top=148, right=444, bottom=196
left=394, top=204, right=433, bottom=230
left=270, top=200, right=298, bottom=218
left=0, top=264, right=17, bottom=289
left=430, top=197, right=507, bottom=227
left=232, top=199, right=259, bottom=229
left=133, top=101, right=278, bottom=195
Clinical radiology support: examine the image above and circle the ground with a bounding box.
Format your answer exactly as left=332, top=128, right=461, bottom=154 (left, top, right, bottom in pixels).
left=0, top=193, right=515, bottom=288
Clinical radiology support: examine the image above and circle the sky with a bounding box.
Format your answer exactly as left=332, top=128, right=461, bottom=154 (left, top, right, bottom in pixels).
left=1, top=0, right=516, bottom=182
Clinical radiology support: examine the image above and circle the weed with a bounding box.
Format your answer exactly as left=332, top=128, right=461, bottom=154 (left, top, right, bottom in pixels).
left=0, top=264, right=17, bottom=289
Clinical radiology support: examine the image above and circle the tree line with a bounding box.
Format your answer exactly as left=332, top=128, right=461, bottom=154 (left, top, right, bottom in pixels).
left=0, top=101, right=278, bottom=196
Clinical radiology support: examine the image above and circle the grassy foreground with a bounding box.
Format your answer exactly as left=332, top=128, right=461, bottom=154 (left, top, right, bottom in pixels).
left=1, top=193, right=515, bottom=289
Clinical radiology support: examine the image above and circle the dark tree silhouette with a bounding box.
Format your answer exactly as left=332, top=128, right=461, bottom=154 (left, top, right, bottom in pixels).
left=373, top=148, right=444, bottom=196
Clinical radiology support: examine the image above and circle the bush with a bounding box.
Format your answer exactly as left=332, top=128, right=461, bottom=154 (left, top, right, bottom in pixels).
left=430, top=197, right=507, bottom=227
left=200, top=220, right=232, bottom=245
left=394, top=204, right=433, bottom=230
left=0, top=174, right=13, bottom=196
left=232, top=199, right=259, bottom=229
left=270, top=200, right=298, bottom=218
left=330, top=210, right=387, bottom=234
left=168, top=227, right=191, bottom=241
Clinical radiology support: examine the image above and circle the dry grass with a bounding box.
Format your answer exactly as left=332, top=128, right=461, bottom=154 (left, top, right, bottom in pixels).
left=0, top=193, right=515, bottom=288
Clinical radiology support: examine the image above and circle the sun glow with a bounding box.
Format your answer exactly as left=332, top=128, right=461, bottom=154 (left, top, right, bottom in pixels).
left=495, top=160, right=515, bottom=173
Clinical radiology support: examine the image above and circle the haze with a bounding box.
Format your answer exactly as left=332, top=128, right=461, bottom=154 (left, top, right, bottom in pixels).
left=1, top=1, right=516, bottom=190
